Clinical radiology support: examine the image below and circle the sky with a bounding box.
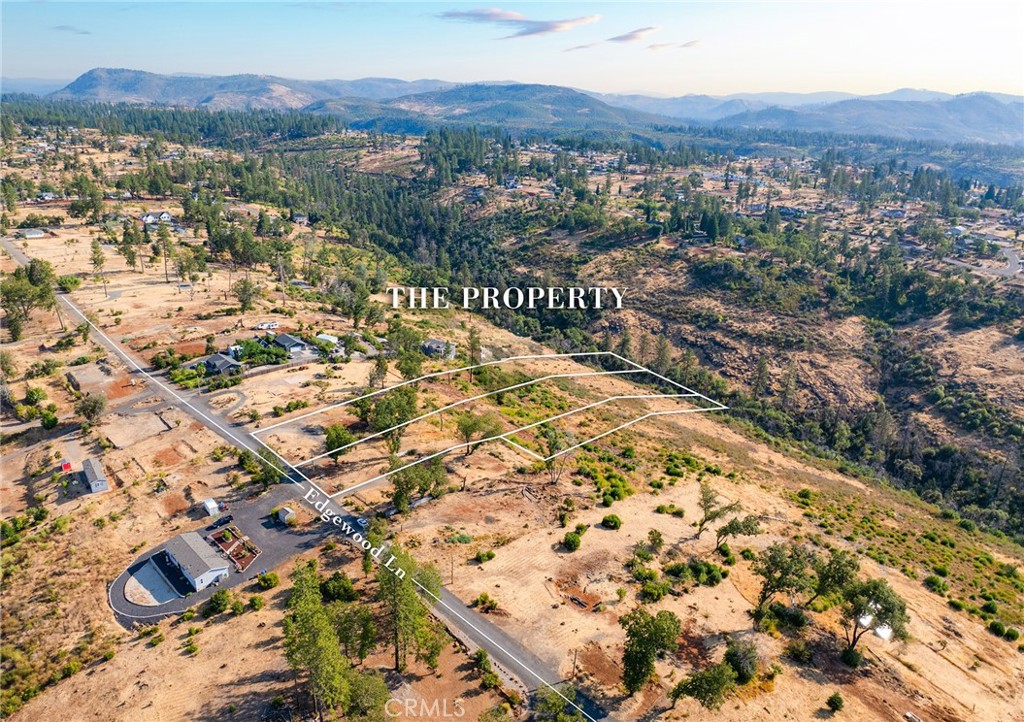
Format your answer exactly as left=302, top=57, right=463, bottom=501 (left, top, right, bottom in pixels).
left=2, top=1, right=1023, bottom=97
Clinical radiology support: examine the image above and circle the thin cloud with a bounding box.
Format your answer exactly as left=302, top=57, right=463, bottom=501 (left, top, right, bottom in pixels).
left=52, top=24, right=90, bottom=35
left=648, top=39, right=701, bottom=51
left=607, top=26, right=658, bottom=43
left=440, top=7, right=601, bottom=39
left=565, top=42, right=600, bottom=53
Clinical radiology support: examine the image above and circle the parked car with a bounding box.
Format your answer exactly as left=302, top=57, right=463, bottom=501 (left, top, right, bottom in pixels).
left=355, top=517, right=368, bottom=528
left=208, top=514, right=234, bottom=530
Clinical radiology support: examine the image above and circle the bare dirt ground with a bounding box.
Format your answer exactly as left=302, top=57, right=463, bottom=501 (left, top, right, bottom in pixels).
left=8, top=549, right=503, bottom=722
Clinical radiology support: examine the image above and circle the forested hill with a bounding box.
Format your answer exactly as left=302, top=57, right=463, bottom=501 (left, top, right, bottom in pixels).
left=41, top=68, right=1024, bottom=146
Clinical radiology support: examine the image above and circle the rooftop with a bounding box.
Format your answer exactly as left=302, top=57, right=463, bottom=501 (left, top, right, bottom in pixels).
left=165, top=532, right=228, bottom=579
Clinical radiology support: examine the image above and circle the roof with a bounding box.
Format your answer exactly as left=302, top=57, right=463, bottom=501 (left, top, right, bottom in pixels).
left=274, top=333, right=305, bottom=348
left=316, top=333, right=339, bottom=345
left=83, top=458, right=106, bottom=483
left=423, top=338, right=448, bottom=349
left=166, top=532, right=228, bottom=579
left=202, top=498, right=219, bottom=515
left=206, top=353, right=242, bottom=374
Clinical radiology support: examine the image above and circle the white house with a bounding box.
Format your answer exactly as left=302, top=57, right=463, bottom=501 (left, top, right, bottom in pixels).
left=82, top=458, right=109, bottom=493
left=140, top=211, right=173, bottom=224
left=422, top=338, right=456, bottom=360
left=17, top=228, right=46, bottom=240
left=165, top=532, right=229, bottom=592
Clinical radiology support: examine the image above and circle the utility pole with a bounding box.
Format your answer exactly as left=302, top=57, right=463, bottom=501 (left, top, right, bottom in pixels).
left=450, top=554, right=454, bottom=585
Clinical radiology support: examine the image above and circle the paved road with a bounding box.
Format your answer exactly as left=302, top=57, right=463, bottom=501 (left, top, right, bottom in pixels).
left=944, top=245, right=1022, bottom=277
left=2, top=236, right=611, bottom=720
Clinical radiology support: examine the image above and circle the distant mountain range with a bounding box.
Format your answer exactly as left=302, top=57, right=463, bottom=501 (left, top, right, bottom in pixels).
left=12, top=68, right=1023, bottom=145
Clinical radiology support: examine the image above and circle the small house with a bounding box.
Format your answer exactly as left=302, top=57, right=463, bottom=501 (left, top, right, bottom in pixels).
left=202, top=498, right=220, bottom=517
left=273, top=333, right=308, bottom=353
left=82, top=458, right=109, bottom=493
left=165, top=532, right=229, bottom=592
left=140, top=211, right=173, bottom=225
left=315, top=333, right=340, bottom=347
left=191, top=352, right=243, bottom=377
left=421, top=338, right=456, bottom=360
left=17, top=228, right=46, bottom=240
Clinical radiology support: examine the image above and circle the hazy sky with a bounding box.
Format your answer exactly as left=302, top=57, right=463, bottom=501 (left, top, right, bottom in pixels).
left=2, top=1, right=1023, bottom=96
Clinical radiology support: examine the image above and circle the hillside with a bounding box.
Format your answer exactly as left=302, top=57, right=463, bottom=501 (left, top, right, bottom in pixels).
left=49, top=68, right=454, bottom=109
left=715, top=94, right=1024, bottom=145
left=46, top=68, right=1024, bottom=145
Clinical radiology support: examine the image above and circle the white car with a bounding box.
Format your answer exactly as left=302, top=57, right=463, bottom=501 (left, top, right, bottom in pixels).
left=355, top=517, right=368, bottom=528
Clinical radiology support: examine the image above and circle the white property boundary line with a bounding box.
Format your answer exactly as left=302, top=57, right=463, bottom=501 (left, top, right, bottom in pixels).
left=249, top=351, right=727, bottom=499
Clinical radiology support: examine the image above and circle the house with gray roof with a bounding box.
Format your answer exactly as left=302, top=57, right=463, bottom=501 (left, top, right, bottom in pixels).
left=82, top=458, right=109, bottom=493
left=165, top=532, right=229, bottom=592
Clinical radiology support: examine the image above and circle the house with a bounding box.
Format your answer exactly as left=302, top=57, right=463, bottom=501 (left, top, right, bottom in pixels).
left=273, top=333, right=308, bottom=353
left=17, top=228, right=46, bottom=240
left=202, top=498, right=220, bottom=517
left=82, top=458, right=109, bottom=493
left=421, top=338, right=456, bottom=359
left=190, top=352, right=242, bottom=377
left=227, top=344, right=243, bottom=360
left=292, top=213, right=309, bottom=225
left=316, top=333, right=340, bottom=347
left=881, top=209, right=907, bottom=219
left=139, top=211, right=173, bottom=224
left=165, top=532, right=229, bottom=592
left=277, top=507, right=296, bottom=524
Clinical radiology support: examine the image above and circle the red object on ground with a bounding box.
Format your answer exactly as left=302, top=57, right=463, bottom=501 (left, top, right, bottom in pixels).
left=61, top=460, right=72, bottom=472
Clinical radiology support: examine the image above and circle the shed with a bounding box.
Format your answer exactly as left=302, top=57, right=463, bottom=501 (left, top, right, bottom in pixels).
left=202, top=498, right=220, bottom=517
left=277, top=506, right=296, bottom=524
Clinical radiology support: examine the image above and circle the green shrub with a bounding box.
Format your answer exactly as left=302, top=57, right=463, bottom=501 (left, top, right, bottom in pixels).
left=923, top=575, right=948, bottom=595
left=640, top=580, right=671, bottom=602
left=562, top=532, right=581, bottom=552
left=257, top=572, right=280, bottom=589
left=1004, top=627, right=1020, bottom=642
left=205, top=589, right=231, bottom=616
left=989, top=620, right=1006, bottom=636
left=723, top=639, right=759, bottom=684
left=948, top=599, right=965, bottom=611
left=840, top=646, right=863, bottom=668
left=784, top=639, right=814, bottom=665
left=475, top=550, right=496, bottom=563
left=249, top=595, right=264, bottom=611
left=601, top=514, right=622, bottom=530
left=826, top=691, right=844, bottom=712
left=981, top=600, right=998, bottom=614
left=958, top=518, right=977, bottom=532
